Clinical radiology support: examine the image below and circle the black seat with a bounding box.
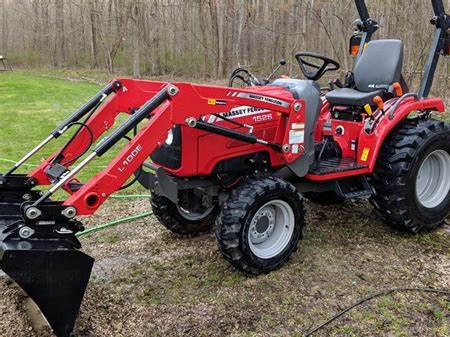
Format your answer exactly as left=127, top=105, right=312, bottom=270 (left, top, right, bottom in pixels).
left=326, top=40, right=404, bottom=106
left=326, top=88, right=385, bottom=106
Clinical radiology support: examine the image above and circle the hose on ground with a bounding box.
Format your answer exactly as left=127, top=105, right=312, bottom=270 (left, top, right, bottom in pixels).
left=303, top=287, right=450, bottom=336
left=76, top=194, right=153, bottom=237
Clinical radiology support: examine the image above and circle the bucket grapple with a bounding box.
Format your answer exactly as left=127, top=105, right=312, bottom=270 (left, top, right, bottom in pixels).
left=0, top=1, right=449, bottom=336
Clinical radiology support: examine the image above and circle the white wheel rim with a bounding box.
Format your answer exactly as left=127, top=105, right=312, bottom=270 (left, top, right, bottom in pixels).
left=248, top=200, right=295, bottom=259
left=176, top=205, right=215, bottom=221
left=416, top=149, right=450, bottom=209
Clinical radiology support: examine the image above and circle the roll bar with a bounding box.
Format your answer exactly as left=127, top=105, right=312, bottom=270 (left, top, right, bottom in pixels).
left=354, top=0, right=449, bottom=98
left=353, top=0, right=379, bottom=58
left=418, top=0, right=449, bottom=98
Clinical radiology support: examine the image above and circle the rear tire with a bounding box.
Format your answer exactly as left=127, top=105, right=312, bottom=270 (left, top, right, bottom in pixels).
left=151, top=195, right=217, bottom=236
left=371, top=119, right=450, bottom=233
left=216, top=176, right=305, bottom=274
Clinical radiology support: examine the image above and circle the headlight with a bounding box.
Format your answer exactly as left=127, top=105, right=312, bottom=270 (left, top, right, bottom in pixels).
left=165, top=129, right=174, bottom=145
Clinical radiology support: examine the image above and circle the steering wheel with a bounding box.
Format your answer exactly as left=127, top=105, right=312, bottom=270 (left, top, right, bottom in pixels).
left=228, top=68, right=262, bottom=87
left=295, top=52, right=340, bottom=81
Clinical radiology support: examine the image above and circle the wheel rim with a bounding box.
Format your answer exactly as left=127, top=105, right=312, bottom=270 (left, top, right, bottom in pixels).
left=176, top=205, right=215, bottom=221
left=248, top=200, right=295, bottom=259
left=416, top=149, right=450, bottom=209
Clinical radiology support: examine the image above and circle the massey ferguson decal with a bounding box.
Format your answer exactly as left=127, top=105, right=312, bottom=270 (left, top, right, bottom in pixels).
left=203, top=106, right=271, bottom=123
left=234, top=92, right=290, bottom=108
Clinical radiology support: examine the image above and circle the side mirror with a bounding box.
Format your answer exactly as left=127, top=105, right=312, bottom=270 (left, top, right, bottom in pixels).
left=279, top=59, right=287, bottom=66
left=349, top=33, right=362, bottom=57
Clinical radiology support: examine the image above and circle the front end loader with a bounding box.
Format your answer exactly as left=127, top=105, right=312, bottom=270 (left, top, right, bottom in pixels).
left=1, top=0, right=449, bottom=336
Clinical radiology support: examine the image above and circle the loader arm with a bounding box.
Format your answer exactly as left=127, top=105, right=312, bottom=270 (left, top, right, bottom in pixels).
left=63, top=82, right=297, bottom=214
left=27, top=81, right=297, bottom=215
left=29, top=79, right=168, bottom=186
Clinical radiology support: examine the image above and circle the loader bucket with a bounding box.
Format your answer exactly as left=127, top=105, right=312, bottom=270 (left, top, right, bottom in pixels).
left=0, top=217, right=94, bottom=337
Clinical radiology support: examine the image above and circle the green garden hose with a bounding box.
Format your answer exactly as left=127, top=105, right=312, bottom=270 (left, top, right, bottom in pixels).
left=110, top=194, right=151, bottom=199
left=76, top=194, right=153, bottom=237
left=76, top=210, right=153, bottom=237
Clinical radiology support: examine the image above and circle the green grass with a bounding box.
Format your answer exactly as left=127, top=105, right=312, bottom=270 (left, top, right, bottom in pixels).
left=0, top=70, right=147, bottom=195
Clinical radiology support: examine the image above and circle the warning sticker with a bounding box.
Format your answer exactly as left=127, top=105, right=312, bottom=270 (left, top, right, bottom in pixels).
left=208, top=99, right=227, bottom=105
left=292, top=123, right=305, bottom=130
left=289, top=130, right=304, bottom=144
left=361, top=147, right=370, bottom=162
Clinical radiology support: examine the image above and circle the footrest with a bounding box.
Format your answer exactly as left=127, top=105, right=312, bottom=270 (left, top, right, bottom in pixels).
left=309, top=157, right=367, bottom=175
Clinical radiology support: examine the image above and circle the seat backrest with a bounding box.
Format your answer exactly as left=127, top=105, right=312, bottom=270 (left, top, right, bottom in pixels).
left=353, top=39, right=404, bottom=92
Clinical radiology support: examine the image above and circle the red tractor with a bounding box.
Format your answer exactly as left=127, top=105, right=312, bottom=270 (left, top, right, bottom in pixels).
left=0, top=1, right=449, bottom=336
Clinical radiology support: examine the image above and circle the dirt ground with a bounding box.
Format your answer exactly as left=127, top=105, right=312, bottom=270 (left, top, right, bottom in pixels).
left=1, top=196, right=450, bottom=337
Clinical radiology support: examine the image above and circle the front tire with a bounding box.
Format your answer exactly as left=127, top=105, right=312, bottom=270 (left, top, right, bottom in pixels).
left=371, top=119, right=450, bottom=233
left=216, top=176, right=305, bottom=274
left=151, top=195, right=217, bottom=236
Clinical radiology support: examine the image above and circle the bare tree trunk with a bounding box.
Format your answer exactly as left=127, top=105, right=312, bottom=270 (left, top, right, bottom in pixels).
left=89, top=0, right=99, bottom=68
left=54, top=0, right=65, bottom=66
left=132, top=1, right=140, bottom=78
left=209, top=0, right=223, bottom=77
left=1, top=0, right=8, bottom=53
left=198, top=0, right=210, bottom=77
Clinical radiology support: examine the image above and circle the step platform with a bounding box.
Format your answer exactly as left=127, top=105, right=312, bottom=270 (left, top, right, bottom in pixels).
left=309, top=157, right=367, bottom=175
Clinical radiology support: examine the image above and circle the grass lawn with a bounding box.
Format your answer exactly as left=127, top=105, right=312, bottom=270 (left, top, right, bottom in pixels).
left=1, top=70, right=450, bottom=337
left=0, top=70, right=150, bottom=195
left=0, top=71, right=101, bottom=171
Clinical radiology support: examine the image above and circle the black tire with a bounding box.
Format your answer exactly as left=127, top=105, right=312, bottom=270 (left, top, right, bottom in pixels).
left=151, top=194, right=217, bottom=236
left=216, top=176, right=305, bottom=275
left=303, top=192, right=346, bottom=205
left=371, top=119, right=450, bottom=233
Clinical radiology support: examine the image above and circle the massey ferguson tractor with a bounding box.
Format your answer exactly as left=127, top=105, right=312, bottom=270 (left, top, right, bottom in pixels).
left=0, top=0, right=449, bottom=336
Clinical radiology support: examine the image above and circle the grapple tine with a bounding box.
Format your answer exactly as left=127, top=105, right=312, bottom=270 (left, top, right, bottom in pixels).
left=0, top=217, right=93, bottom=337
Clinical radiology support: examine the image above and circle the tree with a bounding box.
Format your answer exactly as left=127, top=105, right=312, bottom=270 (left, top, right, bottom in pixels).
left=1, top=0, right=7, bottom=54
left=89, top=0, right=100, bottom=68
left=131, top=1, right=140, bottom=78
left=54, top=0, right=65, bottom=66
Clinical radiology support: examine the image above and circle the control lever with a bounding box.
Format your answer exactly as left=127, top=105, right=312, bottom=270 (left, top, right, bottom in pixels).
left=265, top=59, right=287, bottom=83
left=328, top=79, right=344, bottom=90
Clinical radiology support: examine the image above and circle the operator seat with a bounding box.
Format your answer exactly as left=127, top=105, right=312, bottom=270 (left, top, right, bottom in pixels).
left=326, top=39, right=404, bottom=106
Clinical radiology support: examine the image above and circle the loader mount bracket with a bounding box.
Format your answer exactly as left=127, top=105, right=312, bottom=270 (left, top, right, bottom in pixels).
left=0, top=174, right=37, bottom=191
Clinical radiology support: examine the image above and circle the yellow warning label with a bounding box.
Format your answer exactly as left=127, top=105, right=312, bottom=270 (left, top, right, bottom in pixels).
left=208, top=99, right=217, bottom=105
left=361, top=147, right=370, bottom=162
